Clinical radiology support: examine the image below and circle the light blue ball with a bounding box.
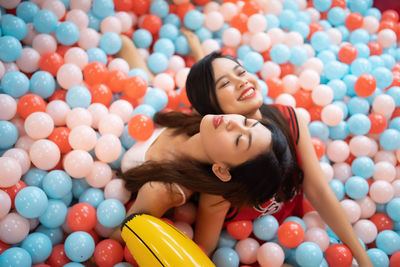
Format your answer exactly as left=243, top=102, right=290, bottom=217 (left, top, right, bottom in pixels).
left=217, top=230, right=237, bottom=248
left=16, top=2, right=39, bottom=23
left=295, top=242, right=323, bottom=267
left=328, top=79, right=347, bottom=101
left=296, top=11, right=311, bottom=24
left=343, top=74, right=358, bottom=96
left=380, top=129, right=400, bottom=151
left=308, top=121, right=329, bottom=141
left=323, top=61, right=347, bottom=80
left=367, top=248, right=389, bottom=267
left=174, top=34, right=189, bottom=55
left=30, top=71, right=56, bottom=99
left=0, top=36, right=22, bottom=62
left=311, top=31, right=331, bottom=52
left=376, top=230, right=400, bottom=255
left=349, top=29, right=370, bottom=45
left=376, top=202, right=387, bottom=213
left=0, top=247, right=32, bottom=267
left=368, top=55, right=385, bottom=70
left=329, top=179, right=345, bottom=201
left=347, top=113, right=371, bottom=135
left=79, top=188, right=105, bottom=209
left=327, top=7, right=346, bottom=26
left=253, top=215, right=279, bottom=241
left=290, top=21, right=309, bottom=38
left=144, top=88, right=168, bottom=112
left=279, top=9, right=296, bottom=29
left=21, top=232, right=52, bottom=264
left=386, top=198, right=400, bottom=222
left=163, top=14, right=181, bottom=28
left=64, top=263, right=85, bottom=267
left=64, top=231, right=95, bottom=262
left=72, top=178, right=90, bottom=199
left=42, top=170, right=72, bottom=199
left=283, top=0, right=299, bottom=11
left=87, top=47, right=107, bottom=65
left=389, top=117, right=400, bottom=132
left=148, top=52, right=168, bottom=74
left=347, top=96, right=370, bottom=115
left=1, top=71, right=29, bottom=98
left=132, top=104, right=156, bottom=119
left=317, top=50, right=336, bottom=64
left=22, top=168, right=47, bottom=187
left=354, top=43, right=370, bottom=58
left=284, top=216, right=306, bottom=231
left=289, top=46, right=307, bottom=66
left=56, top=22, right=80, bottom=45
left=195, top=27, right=212, bottom=43
left=120, top=125, right=136, bottom=149
left=0, top=121, right=18, bottom=150
left=365, top=7, right=381, bottom=20
left=39, top=199, right=68, bottom=229
left=159, top=23, right=179, bottom=41
left=212, top=247, right=239, bottom=267
left=337, top=25, right=350, bottom=41
left=150, top=0, right=169, bottom=18
left=320, top=20, right=332, bottom=30
left=36, top=225, right=64, bottom=246
left=15, top=186, right=48, bottom=219
left=132, top=29, right=152, bottom=49
left=348, top=0, right=369, bottom=14
left=237, top=45, right=252, bottom=60
left=243, top=51, right=263, bottom=73
left=154, top=38, right=175, bottom=58
left=266, top=14, right=280, bottom=30
left=100, top=32, right=122, bottom=55
left=184, top=10, right=203, bottom=31
left=372, top=67, right=393, bottom=89
left=87, top=11, right=101, bottom=31
left=33, top=9, right=58, bottom=34
left=92, top=0, right=114, bottom=19
left=66, top=86, right=91, bottom=108
left=1, top=14, right=27, bottom=40
left=345, top=176, right=369, bottom=199
left=128, top=68, right=149, bottom=82
left=380, top=54, right=395, bottom=70
left=96, top=199, right=126, bottom=227
left=332, top=100, right=349, bottom=118
left=313, top=0, right=332, bottom=12
left=351, top=156, right=375, bottom=178
left=62, top=191, right=73, bottom=207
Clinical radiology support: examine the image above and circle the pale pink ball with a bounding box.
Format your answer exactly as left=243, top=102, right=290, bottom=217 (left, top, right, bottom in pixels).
left=167, top=55, right=185, bottom=73
left=95, top=220, right=115, bottom=237
left=303, top=43, right=317, bottom=58
left=153, top=73, right=175, bottom=92
left=46, top=100, right=71, bottom=126
left=349, top=135, right=372, bottom=157
left=29, top=139, right=60, bottom=170
left=341, top=199, right=361, bottom=223
left=373, top=161, right=396, bottom=182
left=241, top=32, right=252, bottom=46
left=356, top=196, right=376, bottom=219
left=306, top=7, right=321, bottom=22
left=204, top=11, right=224, bottom=31
left=129, top=13, right=138, bottom=28
left=16, top=47, right=40, bottom=73
left=29, top=218, right=40, bottom=231
left=0, top=61, right=5, bottom=80
left=299, top=69, right=320, bottom=90
left=372, top=94, right=395, bottom=117
left=109, top=100, right=134, bottom=124
left=108, top=58, right=130, bottom=73
left=70, top=0, right=91, bottom=12
left=267, top=28, right=285, bottom=46
left=257, top=242, right=285, bottom=267
left=115, top=12, right=133, bottom=33
left=284, top=32, right=304, bottom=47
left=68, top=125, right=97, bottom=151
left=260, top=61, right=281, bottom=80
left=174, top=202, right=197, bottom=225
left=367, top=137, right=379, bottom=158
left=78, top=28, right=100, bottom=50
left=104, top=179, right=131, bottom=204
left=295, top=107, right=310, bottom=125
left=174, top=221, right=194, bottom=239
left=275, top=93, right=296, bottom=107
left=222, top=27, right=242, bottom=47
left=235, top=238, right=259, bottom=265
left=326, top=140, right=350, bottom=163
left=100, top=16, right=122, bottom=34
left=66, top=107, right=93, bottom=129
left=138, top=48, right=149, bottom=61
left=0, top=94, right=17, bottom=120
left=10, top=116, right=26, bottom=136
left=333, top=162, right=352, bottom=183
left=0, top=0, right=21, bottom=9
left=203, top=1, right=219, bottom=13
left=369, top=180, right=394, bottom=204
left=63, top=150, right=94, bottom=178
left=392, top=180, right=400, bottom=198
left=304, top=227, right=330, bottom=252
left=98, top=114, right=124, bottom=137
left=247, top=14, right=267, bottom=33
left=0, top=190, right=11, bottom=219
left=396, top=167, right=400, bottom=180
left=312, top=85, right=333, bottom=106
left=326, top=28, right=342, bottom=45
left=377, top=29, right=397, bottom=48
left=15, top=135, right=35, bottom=151
left=250, top=32, right=271, bottom=52
left=0, top=157, right=21, bottom=187
left=86, top=161, right=112, bottom=188
left=264, top=0, right=282, bottom=16
left=24, top=112, right=54, bottom=140
left=4, top=62, right=19, bottom=72
left=64, top=47, right=88, bottom=69
left=87, top=103, right=108, bottom=129
left=396, top=148, right=400, bottom=163
left=320, top=161, right=334, bottom=182
left=57, top=63, right=83, bottom=90
left=32, top=34, right=57, bottom=55
left=353, top=219, right=377, bottom=244
left=374, top=151, right=397, bottom=165
left=42, top=0, right=65, bottom=19
left=0, top=212, right=30, bottom=244
left=22, top=23, right=38, bottom=46
left=321, top=104, right=343, bottom=126
left=303, top=211, right=326, bottom=229
left=362, top=16, right=379, bottom=34
left=220, top=2, right=238, bottom=22
left=175, top=67, right=190, bottom=89
left=95, top=134, right=122, bottom=163
left=297, top=0, right=307, bottom=9
left=282, top=74, right=300, bottom=94
left=3, top=148, right=30, bottom=175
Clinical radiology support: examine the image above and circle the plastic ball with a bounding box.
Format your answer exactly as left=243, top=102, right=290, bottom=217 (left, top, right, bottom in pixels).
left=257, top=242, right=284, bottom=267
left=345, top=176, right=369, bottom=200
left=29, top=71, right=56, bottom=99
left=41, top=170, right=71, bottom=199
left=243, top=51, right=263, bottom=73
left=144, top=88, right=168, bottom=112
left=38, top=199, right=68, bottom=229
left=24, top=111, right=54, bottom=140
left=99, top=32, right=122, bottom=55
left=304, top=227, right=330, bottom=252
left=127, top=114, right=154, bottom=141
left=148, top=52, right=169, bottom=74
left=66, top=202, right=97, bottom=232
left=347, top=113, right=371, bottom=135
left=325, top=244, right=353, bottom=267
left=370, top=180, right=394, bottom=204
left=295, top=241, right=323, bottom=267
left=96, top=199, right=126, bottom=228
left=1, top=71, right=29, bottom=98
left=277, top=221, right=304, bottom=248
left=380, top=129, right=400, bottom=151
left=79, top=188, right=104, bottom=209
left=270, top=44, right=290, bottom=64
left=375, top=230, right=400, bottom=255
left=0, top=247, right=32, bottom=267
left=85, top=161, right=112, bottom=188
left=132, top=29, right=152, bottom=49
left=0, top=121, right=19, bottom=150
left=226, top=220, right=253, bottom=240
left=104, top=178, right=131, bottom=204
left=64, top=231, right=95, bottom=262
left=124, top=75, right=148, bottom=100
left=63, top=150, right=93, bottom=178
left=367, top=248, right=389, bottom=267
left=15, top=186, right=48, bottom=219
left=21, top=232, right=52, bottom=264
left=94, top=239, right=124, bottom=267
left=212, top=247, right=239, bottom=267
left=234, top=238, right=259, bottom=264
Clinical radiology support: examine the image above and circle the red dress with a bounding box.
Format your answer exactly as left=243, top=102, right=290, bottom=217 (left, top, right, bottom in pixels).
left=225, top=104, right=304, bottom=224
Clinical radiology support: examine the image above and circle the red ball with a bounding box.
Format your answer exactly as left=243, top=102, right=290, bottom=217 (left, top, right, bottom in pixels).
left=90, top=84, right=113, bottom=106
left=175, top=2, right=195, bottom=21
left=242, top=0, right=260, bottom=16
left=179, top=86, right=191, bottom=107
left=94, top=239, right=124, bottom=267
left=231, top=13, right=248, bottom=34
left=308, top=105, right=323, bottom=122
left=368, top=41, right=383, bottom=56
left=83, top=62, right=108, bottom=86
left=265, top=77, right=284, bottom=99
left=114, top=0, right=133, bottom=11
left=38, top=52, right=64, bottom=76
left=124, top=245, right=139, bottom=266
left=338, top=44, right=358, bottom=64
left=370, top=213, right=394, bottom=232
left=141, top=14, right=162, bottom=35
left=277, top=221, right=304, bottom=248
left=124, top=76, right=148, bottom=100
left=390, top=251, right=400, bottom=267
left=49, top=89, right=67, bottom=102
left=308, top=22, right=324, bottom=39
left=226, top=220, right=253, bottom=240
left=106, top=70, right=127, bottom=93
left=131, top=0, right=150, bottom=16
left=0, top=240, right=10, bottom=255
left=345, top=12, right=363, bottom=31
left=368, top=113, right=388, bottom=134
left=325, top=244, right=353, bottom=267
left=17, top=94, right=47, bottom=119
left=354, top=73, right=377, bottom=97
left=294, top=89, right=313, bottom=109
left=48, top=127, right=72, bottom=154
left=127, top=114, right=154, bottom=141
left=66, top=203, right=97, bottom=232
left=311, top=137, right=325, bottom=160
left=46, top=244, right=71, bottom=267
left=220, top=46, right=237, bottom=57
left=1, top=180, right=26, bottom=209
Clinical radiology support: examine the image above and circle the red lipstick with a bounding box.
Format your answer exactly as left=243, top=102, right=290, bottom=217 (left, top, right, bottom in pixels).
left=213, top=115, right=223, bottom=129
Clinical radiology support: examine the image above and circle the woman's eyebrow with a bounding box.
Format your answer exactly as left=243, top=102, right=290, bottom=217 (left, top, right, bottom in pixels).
left=214, top=65, right=242, bottom=86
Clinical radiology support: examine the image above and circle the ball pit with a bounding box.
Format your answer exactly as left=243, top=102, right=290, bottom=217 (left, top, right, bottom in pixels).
left=0, top=0, right=399, bottom=266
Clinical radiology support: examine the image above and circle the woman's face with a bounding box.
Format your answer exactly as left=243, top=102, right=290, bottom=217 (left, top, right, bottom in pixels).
left=200, top=114, right=271, bottom=167
left=212, top=58, right=263, bottom=117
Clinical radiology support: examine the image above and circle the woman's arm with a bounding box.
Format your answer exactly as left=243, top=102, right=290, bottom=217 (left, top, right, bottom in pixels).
left=180, top=28, right=205, bottom=62
left=295, top=109, right=373, bottom=267
left=194, top=193, right=231, bottom=256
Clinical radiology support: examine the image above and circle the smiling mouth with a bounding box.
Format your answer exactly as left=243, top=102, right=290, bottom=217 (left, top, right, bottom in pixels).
left=238, top=87, right=255, bottom=101
left=213, top=115, right=223, bottom=129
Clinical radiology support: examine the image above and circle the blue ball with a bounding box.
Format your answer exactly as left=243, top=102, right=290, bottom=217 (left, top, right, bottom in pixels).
left=313, top=0, right=332, bottom=12
left=347, top=96, right=370, bottom=115
left=311, top=31, right=331, bottom=52
left=21, top=232, right=52, bottom=264
left=323, top=61, right=347, bottom=80
left=380, top=54, right=395, bottom=70
left=283, top=0, right=299, bottom=11
left=150, top=0, right=169, bottom=18
left=1, top=14, right=27, bottom=40
left=1, top=71, right=29, bottom=98
left=72, top=178, right=90, bottom=199
left=367, top=248, right=389, bottom=267
left=148, top=52, right=168, bottom=74
left=243, top=51, right=263, bottom=73
left=64, top=231, right=95, bottom=262
left=349, top=29, right=370, bottom=45
left=22, top=168, right=47, bottom=187
left=66, top=85, right=92, bottom=108
left=365, top=7, right=381, bottom=20
left=195, top=27, right=212, bottom=43
left=284, top=216, right=306, bottom=231
left=16, top=2, right=39, bottom=23
left=317, top=50, right=336, bottom=64
left=237, top=45, right=253, bottom=60
left=42, top=170, right=72, bottom=199
left=329, top=179, right=345, bottom=201
left=15, top=186, right=49, bottom=219
left=320, top=20, right=332, bottom=30
left=372, top=67, right=393, bottom=89
left=64, top=263, right=85, bottom=267
left=351, top=156, right=375, bottom=178
left=348, top=0, right=369, bottom=14
left=386, top=198, right=400, bottom=223
left=120, top=125, right=136, bottom=149
left=92, top=0, right=114, bottom=19
left=332, top=100, right=349, bottom=118
left=128, top=68, right=149, bottom=82
left=376, top=230, right=400, bottom=255
left=328, top=79, right=347, bottom=101
left=380, top=129, right=400, bottom=151
left=79, top=188, right=105, bottom=209
left=296, top=11, right=311, bottom=24
left=33, top=9, right=58, bottom=34
left=376, top=202, right=387, bottom=213
left=327, top=7, right=346, bottom=26
left=87, top=47, right=107, bottom=65
left=184, top=10, right=203, bottom=31
left=343, top=74, right=358, bottom=97
left=217, top=230, right=237, bottom=248
left=212, top=247, right=239, bottom=267
left=0, top=35, right=22, bottom=61
left=308, top=121, right=329, bottom=141
left=87, top=11, right=101, bottom=31
left=174, top=34, right=190, bottom=55
left=0, top=247, right=32, bottom=267
left=100, top=32, right=122, bottom=55
left=213, top=24, right=229, bottom=40
left=279, top=9, right=296, bottom=29
left=347, top=113, right=371, bottom=135
left=30, top=71, right=56, bottom=99
left=62, top=191, right=73, bottom=207
left=295, top=242, right=323, bottom=267
left=289, top=46, right=307, bottom=66
left=132, top=29, right=152, bottom=49
left=36, top=225, right=64, bottom=246
left=354, top=43, right=370, bottom=58
left=56, top=22, right=79, bottom=45
left=290, top=21, right=309, bottom=39
left=369, top=55, right=385, bottom=70
left=345, top=176, right=369, bottom=199
left=337, top=25, right=350, bottom=41
left=266, top=14, right=280, bottom=30
left=350, top=58, right=372, bottom=76
left=144, top=88, right=168, bottom=112
left=159, top=23, right=179, bottom=41
left=0, top=121, right=18, bottom=150
left=153, top=38, right=175, bottom=58
left=389, top=117, right=400, bottom=132
left=132, top=104, right=156, bottom=119
left=96, top=199, right=126, bottom=227
left=39, top=199, right=68, bottom=229
left=163, top=14, right=181, bottom=28
left=253, top=215, right=279, bottom=241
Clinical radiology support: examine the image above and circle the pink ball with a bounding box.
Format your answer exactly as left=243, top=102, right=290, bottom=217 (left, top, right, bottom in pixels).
left=153, top=73, right=175, bottom=91
left=0, top=212, right=30, bottom=244
left=356, top=196, right=376, bottom=219
left=299, top=69, right=320, bottom=90
left=326, top=140, right=350, bottom=163
left=108, top=58, right=129, bottom=73
left=369, top=180, right=394, bottom=204
left=0, top=157, right=21, bottom=187
left=95, top=220, right=115, bottom=237
left=304, top=227, right=330, bottom=252
left=78, top=28, right=100, bottom=50
left=341, top=199, right=361, bottom=223
left=174, top=202, right=197, bottom=225
left=29, top=139, right=60, bottom=170
left=204, top=11, right=224, bottom=31
left=0, top=0, right=21, bottom=9
left=15, top=135, right=35, bottom=152
left=98, top=114, right=124, bottom=137
left=87, top=103, right=108, bottom=129
left=174, top=221, right=194, bottom=239
left=320, top=162, right=334, bottom=182
left=303, top=58, right=324, bottom=75
left=4, top=62, right=19, bottom=72
left=235, top=238, right=259, bottom=265
left=307, top=7, right=321, bottom=22
left=68, top=125, right=97, bottom=151
left=24, top=112, right=54, bottom=140
left=109, top=100, right=134, bottom=124
left=257, top=242, right=285, bottom=267
left=64, top=47, right=88, bottom=69
left=46, top=100, right=71, bottom=126
left=220, top=2, right=238, bottom=22
left=349, top=135, right=372, bottom=157
left=57, top=63, right=83, bottom=90
left=321, top=104, right=343, bottom=126
left=250, top=32, right=271, bottom=53
left=275, top=93, right=296, bottom=107
left=202, top=39, right=221, bottom=56
left=0, top=94, right=17, bottom=120
left=86, top=161, right=112, bottom=188
left=303, top=211, right=327, bottom=229
left=167, top=55, right=185, bottom=73
left=3, top=148, right=30, bottom=175
left=29, top=218, right=40, bottom=231
left=362, top=16, right=379, bottom=34
left=264, top=0, right=282, bottom=16
left=66, top=9, right=89, bottom=30
left=95, top=134, right=122, bottom=163
left=104, top=178, right=131, bottom=204
left=42, top=0, right=65, bottom=19
left=63, top=149, right=94, bottom=178
left=284, top=32, right=304, bottom=47
left=66, top=107, right=93, bottom=129
left=115, top=12, right=133, bottom=33
left=0, top=61, right=5, bottom=80
left=222, top=27, right=242, bottom=47
left=312, top=85, right=333, bottom=106
left=374, top=151, right=396, bottom=166
left=22, top=23, right=38, bottom=47
left=377, top=29, right=397, bottom=48
left=32, top=33, right=57, bottom=55
left=282, top=74, right=300, bottom=95
left=372, top=94, right=395, bottom=117
left=16, top=47, right=40, bottom=73
left=295, top=108, right=310, bottom=125
left=0, top=190, right=11, bottom=219
left=203, top=1, right=219, bottom=13
left=392, top=179, right=400, bottom=198
left=326, top=28, right=342, bottom=45
left=373, top=161, right=396, bottom=182
left=70, top=0, right=91, bottom=12
left=260, top=61, right=281, bottom=80
left=333, top=162, right=352, bottom=183
left=100, top=16, right=122, bottom=34
left=247, top=14, right=267, bottom=33
left=267, top=28, right=285, bottom=46
left=367, top=137, right=378, bottom=158
left=353, top=219, right=377, bottom=244
left=175, top=68, right=190, bottom=89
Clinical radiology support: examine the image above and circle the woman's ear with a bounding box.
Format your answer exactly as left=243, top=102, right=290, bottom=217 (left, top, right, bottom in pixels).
left=212, top=163, right=231, bottom=182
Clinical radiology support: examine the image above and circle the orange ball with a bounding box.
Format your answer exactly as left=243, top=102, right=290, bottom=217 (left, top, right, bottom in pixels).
left=354, top=73, right=377, bottom=97
left=367, top=41, right=383, bottom=56
left=141, top=14, right=162, bottom=35
left=311, top=137, right=325, bottom=159
left=184, top=56, right=196, bottom=68
left=67, top=203, right=97, bottom=232
left=231, top=13, right=248, bottom=33
left=308, top=105, right=323, bottom=122
left=277, top=221, right=304, bottom=248
left=193, top=0, right=211, bottom=5
left=128, top=114, right=154, bottom=141
left=17, top=94, right=47, bottom=119
left=83, top=62, right=108, bottom=86
left=242, top=0, right=260, bottom=16
left=265, top=77, right=285, bottom=99
left=131, top=0, right=150, bottom=16
left=379, top=20, right=396, bottom=32
left=382, top=9, right=399, bottom=23
left=293, top=89, right=313, bottom=109
left=390, top=251, right=400, bottom=267
left=48, top=127, right=72, bottom=154
left=220, top=46, right=237, bottom=57
left=165, top=89, right=180, bottom=110
left=39, top=52, right=64, bottom=76
left=331, top=0, right=346, bottom=9
left=370, top=213, right=394, bottom=232
left=302, top=198, right=316, bottom=214
left=345, top=12, right=363, bottom=31
left=226, top=220, right=253, bottom=240
left=175, top=2, right=195, bottom=21
left=325, top=244, right=353, bottom=267
left=179, top=86, right=191, bottom=107
left=106, top=70, right=127, bottom=93
left=279, top=62, right=294, bottom=78
left=90, top=84, right=113, bottom=106
left=338, top=44, right=358, bottom=64
left=308, top=22, right=324, bottom=39
left=368, top=113, right=388, bottom=134
left=124, top=76, right=148, bottom=100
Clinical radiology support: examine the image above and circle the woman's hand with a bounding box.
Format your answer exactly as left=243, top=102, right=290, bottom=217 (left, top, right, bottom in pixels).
left=180, top=28, right=205, bottom=62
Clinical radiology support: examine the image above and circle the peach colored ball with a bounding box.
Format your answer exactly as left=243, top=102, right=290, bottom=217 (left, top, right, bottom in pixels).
left=264, top=0, right=282, bottom=16
left=241, top=32, right=251, bottom=46
left=367, top=137, right=379, bottom=158
left=95, top=134, right=122, bottom=163
left=42, top=0, right=65, bottom=19
left=295, top=108, right=310, bottom=125
left=109, top=100, right=134, bottom=124
left=257, top=242, right=284, bottom=267
left=299, top=69, right=320, bottom=90
left=16, top=47, right=40, bottom=73
left=341, top=199, right=361, bottom=223
left=321, top=104, right=343, bottom=126
left=4, top=62, right=19, bottom=72
left=29, top=218, right=40, bottom=231
left=86, top=161, right=112, bottom=188
left=333, top=162, right=352, bottom=183
left=372, top=94, right=395, bottom=117
left=115, top=12, right=133, bottom=33
left=108, top=58, right=130, bottom=73
left=101, top=16, right=122, bottom=34
left=373, top=161, right=396, bottom=182
left=3, top=148, right=30, bottom=175
left=203, top=1, right=219, bottom=13
left=353, top=219, right=377, bottom=244
left=326, top=140, right=350, bottom=163
left=46, top=100, right=71, bottom=126
left=267, top=28, right=285, bottom=46
left=12, top=116, right=27, bottom=136
left=0, top=61, right=5, bottom=79
left=204, top=11, right=224, bottom=31
left=175, top=68, right=190, bottom=89
left=326, top=28, right=342, bottom=45
left=87, top=103, right=108, bottom=129
left=395, top=167, right=400, bottom=180
left=349, top=136, right=372, bottom=157
left=104, top=178, right=131, bottom=204
left=250, top=32, right=271, bottom=52
left=362, top=16, right=379, bottom=34
left=374, top=151, right=397, bottom=166
left=303, top=211, right=326, bottom=229
left=377, top=29, right=397, bottom=48
left=356, top=196, right=376, bottom=219
left=312, top=85, right=333, bottom=106
left=168, top=55, right=185, bottom=73
left=248, top=14, right=267, bottom=33
left=392, top=180, right=400, bottom=198
left=304, top=227, right=330, bottom=252
left=0, top=212, right=30, bottom=244
left=260, top=61, right=281, bottom=80
left=0, top=94, right=17, bottom=120
left=15, top=135, right=35, bottom=151
left=369, top=180, right=394, bottom=204
left=138, top=48, right=149, bottom=61
left=202, top=39, right=221, bottom=56
left=68, top=125, right=97, bottom=151
left=29, top=139, right=60, bottom=170
left=275, top=93, right=296, bottom=107
left=222, top=27, right=242, bottom=47
left=70, top=0, right=91, bottom=12
left=153, top=73, right=175, bottom=91
left=78, top=28, right=100, bottom=50
left=0, top=157, right=21, bottom=187
left=66, top=9, right=88, bottom=30
left=235, top=238, right=260, bottom=265
left=64, top=47, right=88, bottom=69
left=66, top=107, right=93, bottom=129
left=24, top=112, right=54, bottom=140
left=98, top=114, right=124, bottom=137
left=0, top=0, right=21, bottom=9
left=0, top=189, right=11, bottom=219
left=32, top=33, right=57, bottom=55
left=396, top=148, right=400, bottom=163
left=306, top=7, right=321, bottom=22
left=284, top=32, right=304, bottom=47
left=63, top=149, right=94, bottom=178
left=95, top=221, right=115, bottom=237
left=220, top=2, right=238, bottom=22
left=57, top=63, right=83, bottom=90
left=320, top=162, right=334, bottom=182
left=174, top=202, right=197, bottom=225
left=282, top=74, right=300, bottom=94
left=22, top=23, right=38, bottom=47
